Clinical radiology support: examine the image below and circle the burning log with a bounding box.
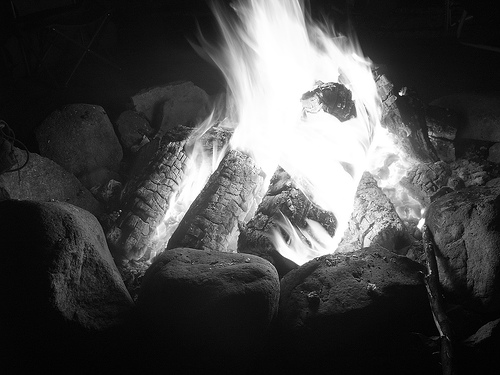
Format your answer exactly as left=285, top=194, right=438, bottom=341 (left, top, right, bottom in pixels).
left=167, top=149, right=265, bottom=252
left=106, top=125, right=231, bottom=261
left=400, top=159, right=499, bottom=207
left=106, top=138, right=188, bottom=261
left=374, top=68, right=439, bottom=164
left=338, top=172, right=414, bottom=254
left=425, top=105, right=458, bottom=163
left=238, top=167, right=336, bottom=277
left=301, top=81, right=356, bottom=121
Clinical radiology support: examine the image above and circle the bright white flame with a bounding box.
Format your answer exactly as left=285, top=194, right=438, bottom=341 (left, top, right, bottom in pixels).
left=196, top=0, right=381, bottom=264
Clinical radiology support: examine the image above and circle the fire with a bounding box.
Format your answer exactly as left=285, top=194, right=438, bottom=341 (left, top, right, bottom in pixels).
left=150, top=0, right=422, bottom=265
left=194, top=0, right=381, bottom=264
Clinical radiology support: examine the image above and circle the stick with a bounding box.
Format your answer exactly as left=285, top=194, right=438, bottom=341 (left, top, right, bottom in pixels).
left=422, top=224, right=455, bottom=375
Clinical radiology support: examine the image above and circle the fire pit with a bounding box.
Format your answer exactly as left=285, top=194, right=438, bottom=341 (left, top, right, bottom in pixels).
left=1, top=1, right=500, bottom=374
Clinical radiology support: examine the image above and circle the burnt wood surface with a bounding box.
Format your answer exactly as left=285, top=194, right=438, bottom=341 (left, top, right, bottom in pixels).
left=338, top=172, right=413, bottom=254
left=167, top=149, right=265, bottom=252
left=106, top=125, right=231, bottom=261
left=106, top=138, right=188, bottom=261
left=374, top=68, right=439, bottom=164
left=238, top=167, right=336, bottom=277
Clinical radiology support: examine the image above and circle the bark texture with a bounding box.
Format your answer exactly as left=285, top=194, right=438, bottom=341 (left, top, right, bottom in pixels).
left=167, top=149, right=265, bottom=252
left=374, top=68, right=439, bottom=163
left=238, top=167, right=336, bottom=277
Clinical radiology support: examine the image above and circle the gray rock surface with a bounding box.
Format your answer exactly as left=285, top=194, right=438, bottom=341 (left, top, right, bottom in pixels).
left=138, top=248, right=280, bottom=352
left=131, top=81, right=210, bottom=131
left=36, top=103, right=123, bottom=188
left=426, top=185, right=500, bottom=313
left=0, top=146, right=101, bottom=217
left=115, top=109, right=153, bottom=152
left=278, top=245, right=429, bottom=352
left=0, top=200, right=134, bottom=332
left=431, top=93, right=500, bottom=142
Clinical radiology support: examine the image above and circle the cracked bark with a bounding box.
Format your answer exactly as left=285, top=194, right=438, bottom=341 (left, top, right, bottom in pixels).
left=373, top=67, right=439, bottom=164
left=338, top=172, right=413, bottom=254
left=167, top=149, right=265, bottom=253
left=106, top=125, right=231, bottom=261
left=238, top=167, right=337, bottom=277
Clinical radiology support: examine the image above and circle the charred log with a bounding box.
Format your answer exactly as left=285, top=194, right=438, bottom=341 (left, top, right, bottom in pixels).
left=400, top=159, right=500, bottom=207
left=338, top=172, right=414, bottom=254
left=426, top=105, right=458, bottom=163
left=373, top=68, right=439, bottom=163
left=106, top=139, right=188, bottom=261
left=107, top=125, right=231, bottom=261
left=238, top=167, right=337, bottom=277
left=167, top=149, right=265, bottom=252
left=301, top=81, right=356, bottom=121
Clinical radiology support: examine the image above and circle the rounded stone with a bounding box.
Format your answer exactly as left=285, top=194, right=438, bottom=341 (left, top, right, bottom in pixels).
left=138, top=248, right=280, bottom=352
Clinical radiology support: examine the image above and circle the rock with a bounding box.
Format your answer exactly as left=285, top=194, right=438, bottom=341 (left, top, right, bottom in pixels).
left=488, top=142, right=500, bottom=163
left=463, top=318, right=500, bottom=348
left=0, top=200, right=135, bottom=373
left=0, top=200, right=133, bottom=330
left=35, top=103, right=123, bottom=189
left=277, top=245, right=432, bottom=372
left=0, top=146, right=102, bottom=217
left=138, top=248, right=279, bottom=354
left=115, top=110, right=153, bottom=152
left=131, top=81, right=210, bottom=131
left=426, top=185, right=500, bottom=313
left=431, top=93, right=500, bottom=142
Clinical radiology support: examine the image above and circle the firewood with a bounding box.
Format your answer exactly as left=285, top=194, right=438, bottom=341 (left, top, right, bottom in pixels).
left=106, top=139, right=188, bottom=261
left=107, top=124, right=231, bottom=261
left=373, top=68, right=439, bottom=164
left=167, top=149, right=265, bottom=252
left=301, top=81, right=356, bottom=121
left=238, top=167, right=336, bottom=277
left=338, top=172, right=413, bottom=253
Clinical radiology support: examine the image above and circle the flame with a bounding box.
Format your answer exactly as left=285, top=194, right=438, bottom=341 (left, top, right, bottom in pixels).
left=194, top=0, right=381, bottom=265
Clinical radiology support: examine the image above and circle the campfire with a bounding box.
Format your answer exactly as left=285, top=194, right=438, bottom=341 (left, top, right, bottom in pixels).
left=2, top=1, right=500, bottom=374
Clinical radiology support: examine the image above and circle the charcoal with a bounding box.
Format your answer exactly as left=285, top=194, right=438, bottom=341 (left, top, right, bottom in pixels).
left=301, top=81, right=356, bottom=122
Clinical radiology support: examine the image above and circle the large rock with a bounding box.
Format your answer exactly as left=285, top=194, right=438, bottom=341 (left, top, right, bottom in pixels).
left=131, top=81, right=210, bottom=132
left=35, top=104, right=123, bottom=188
left=0, top=146, right=101, bottom=217
left=431, top=93, right=500, bottom=142
left=138, top=248, right=280, bottom=354
left=277, top=245, right=432, bottom=371
left=0, top=200, right=133, bottom=332
left=426, top=185, right=500, bottom=313
left=115, top=109, right=153, bottom=153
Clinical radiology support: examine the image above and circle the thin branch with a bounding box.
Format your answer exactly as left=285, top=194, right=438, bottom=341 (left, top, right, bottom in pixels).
left=422, top=224, right=455, bottom=375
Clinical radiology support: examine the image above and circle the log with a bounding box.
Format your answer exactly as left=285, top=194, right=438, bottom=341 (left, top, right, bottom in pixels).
left=238, top=167, right=337, bottom=277
left=373, top=67, right=439, bottom=164
left=167, top=149, right=265, bottom=252
left=106, top=124, right=231, bottom=261
left=106, top=139, right=188, bottom=261
left=399, top=159, right=498, bottom=207
left=301, top=81, right=356, bottom=121
left=337, top=172, right=413, bottom=254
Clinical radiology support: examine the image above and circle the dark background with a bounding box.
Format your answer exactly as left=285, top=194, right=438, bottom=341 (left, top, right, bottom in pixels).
left=1, top=0, right=499, bottom=152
